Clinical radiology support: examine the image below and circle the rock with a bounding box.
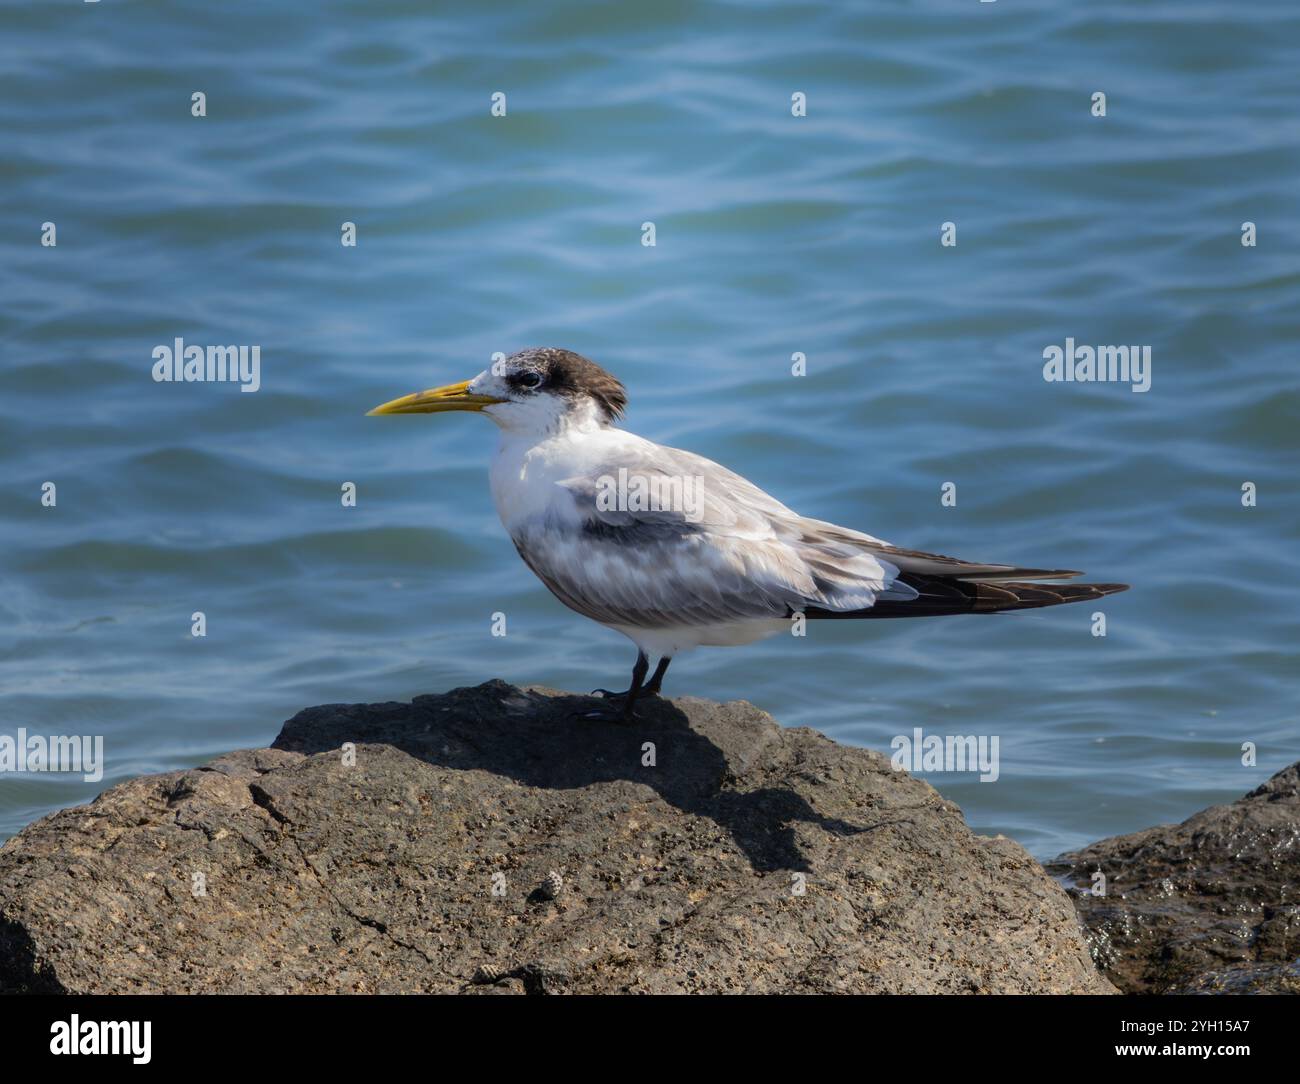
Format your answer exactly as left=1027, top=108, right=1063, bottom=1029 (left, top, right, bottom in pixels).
left=1180, top=960, right=1300, bottom=995
left=0, top=681, right=1111, bottom=994
left=1047, top=762, right=1300, bottom=994
left=537, top=870, right=564, bottom=902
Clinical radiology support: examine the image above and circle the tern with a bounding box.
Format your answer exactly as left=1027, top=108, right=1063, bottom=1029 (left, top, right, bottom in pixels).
left=370, top=348, right=1127, bottom=719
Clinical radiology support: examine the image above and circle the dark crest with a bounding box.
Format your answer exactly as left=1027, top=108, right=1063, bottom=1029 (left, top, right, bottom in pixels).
left=508, top=348, right=628, bottom=423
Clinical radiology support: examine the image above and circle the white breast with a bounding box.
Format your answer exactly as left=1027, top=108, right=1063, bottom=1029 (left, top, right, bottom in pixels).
left=489, top=426, right=645, bottom=534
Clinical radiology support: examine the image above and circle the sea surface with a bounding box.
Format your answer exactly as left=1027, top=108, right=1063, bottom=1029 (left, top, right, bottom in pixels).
left=2, top=0, right=1297, bottom=857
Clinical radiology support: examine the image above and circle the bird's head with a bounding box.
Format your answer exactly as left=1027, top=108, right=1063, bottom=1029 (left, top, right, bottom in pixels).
left=367, top=347, right=627, bottom=435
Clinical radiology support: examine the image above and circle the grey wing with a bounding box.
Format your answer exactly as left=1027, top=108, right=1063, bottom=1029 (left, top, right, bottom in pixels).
left=510, top=444, right=916, bottom=630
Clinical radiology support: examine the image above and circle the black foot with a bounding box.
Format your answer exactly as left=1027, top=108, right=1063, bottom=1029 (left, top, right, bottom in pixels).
left=573, top=690, right=639, bottom=723
left=580, top=652, right=670, bottom=723
left=591, top=686, right=661, bottom=702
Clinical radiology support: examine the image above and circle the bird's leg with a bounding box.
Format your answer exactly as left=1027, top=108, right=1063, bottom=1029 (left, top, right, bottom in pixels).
left=592, top=651, right=649, bottom=704
left=585, top=653, right=669, bottom=723
left=616, top=655, right=649, bottom=721
left=643, top=656, right=671, bottom=696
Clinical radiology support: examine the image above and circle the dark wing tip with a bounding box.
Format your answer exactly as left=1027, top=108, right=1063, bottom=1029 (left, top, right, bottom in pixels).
left=990, top=580, right=1130, bottom=604
left=957, top=567, right=1084, bottom=582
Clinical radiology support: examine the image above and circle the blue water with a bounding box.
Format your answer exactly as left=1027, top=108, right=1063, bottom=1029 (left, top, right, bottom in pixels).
left=2, top=0, right=1297, bottom=857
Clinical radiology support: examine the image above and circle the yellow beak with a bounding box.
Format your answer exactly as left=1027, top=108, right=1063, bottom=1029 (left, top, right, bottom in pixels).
left=366, top=380, right=504, bottom=416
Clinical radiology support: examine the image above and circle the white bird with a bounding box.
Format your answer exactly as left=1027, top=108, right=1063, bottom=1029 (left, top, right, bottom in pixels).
left=370, top=348, right=1127, bottom=719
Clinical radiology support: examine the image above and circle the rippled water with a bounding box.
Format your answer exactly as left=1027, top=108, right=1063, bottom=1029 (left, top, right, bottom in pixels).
left=2, top=0, right=1297, bottom=856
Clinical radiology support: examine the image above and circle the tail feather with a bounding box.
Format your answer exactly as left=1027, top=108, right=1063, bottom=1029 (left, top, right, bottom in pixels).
left=805, top=575, right=1128, bottom=619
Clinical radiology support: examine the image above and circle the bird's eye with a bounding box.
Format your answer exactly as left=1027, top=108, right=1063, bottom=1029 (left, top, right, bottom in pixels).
left=517, top=371, right=542, bottom=390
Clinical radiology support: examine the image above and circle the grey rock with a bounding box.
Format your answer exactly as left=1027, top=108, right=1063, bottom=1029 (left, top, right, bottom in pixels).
left=538, top=870, right=564, bottom=902
left=0, top=681, right=1111, bottom=994
left=1048, top=762, right=1300, bottom=994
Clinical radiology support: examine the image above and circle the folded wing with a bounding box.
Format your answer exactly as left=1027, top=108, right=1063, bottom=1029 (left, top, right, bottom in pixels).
left=510, top=440, right=1124, bottom=628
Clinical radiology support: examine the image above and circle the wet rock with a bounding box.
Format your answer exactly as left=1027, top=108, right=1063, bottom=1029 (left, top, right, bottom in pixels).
left=0, top=681, right=1111, bottom=994
left=1048, top=762, right=1300, bottom=994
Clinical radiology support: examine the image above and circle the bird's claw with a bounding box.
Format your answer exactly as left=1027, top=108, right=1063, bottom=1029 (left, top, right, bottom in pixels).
left=571, top=691, right=642, bottom=723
